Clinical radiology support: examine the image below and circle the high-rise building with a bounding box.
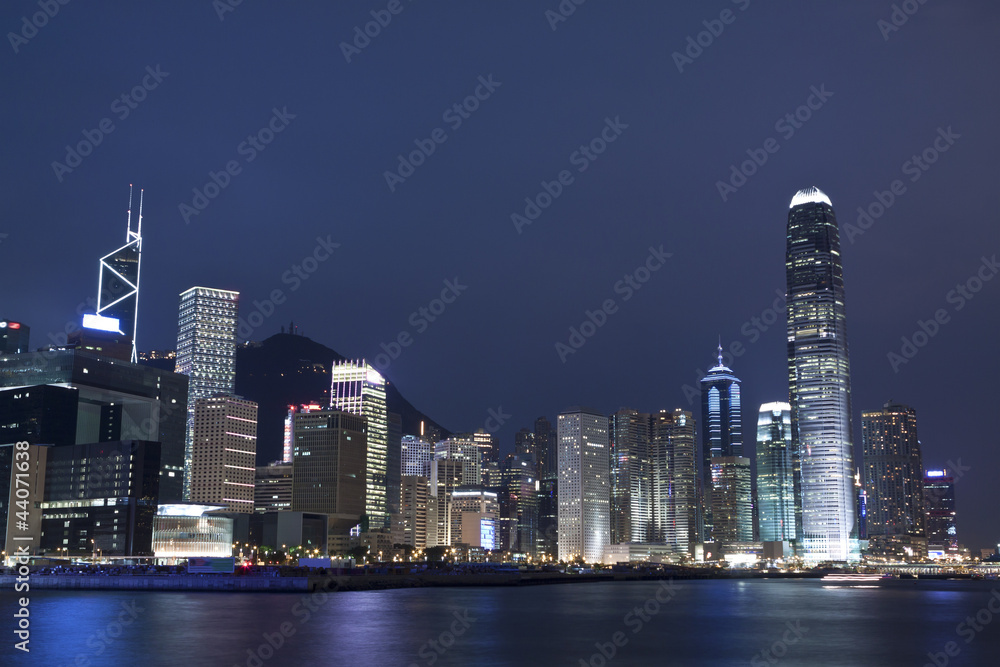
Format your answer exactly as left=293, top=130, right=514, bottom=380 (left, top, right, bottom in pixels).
left=537, top=476, right=558, bottom=560
left=283, top=404, right=324, bottom=464
left=609, top=408, right=650, bottom=544
left=514, top=428, right=536, bottom=461
left=756, top=402, right=796, bottom=542
left=0, top=321, right=29, bottom=355
left=387, top=411, right=402, bottom=517
left=650, top=409, right=698, bottom=554
left=330, top=360, right=388, bottom=531
left=427, top=458, right=463, bottom=547
left=534, top=416, right=556, bottom=481
left=434, top=436, right=482, bottom=486
left=498, top=454, right=538, bottom=556
left=96, top=186, right=143, bottom=363
left=175, top=286, right=240, bottom=501
left=700, top=346, right=748, bottom=544
left=290, top=409, right=367, bottom=534
left=786, top=186, right=859, bottom=562
left=862, top=402, right=924, bottom=541
left=450, top=487, right=499, bottom=550
left=190, top=395, right=257, bottom=513
left=0, top=349, right=188, bottom=502
left=923, top=469, right=958, bottom=559
left=401, top=435, right=433, bottom=477
left=254, top=461, right=293, bottom=513
left=39, top=440, right=160, bottom=557
left=557, top=407, right=610, bottom=563
left=397, top=475, right=430, bottom=549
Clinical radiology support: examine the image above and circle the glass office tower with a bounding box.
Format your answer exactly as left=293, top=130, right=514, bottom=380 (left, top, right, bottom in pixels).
left=756, top=402, right=796, bottom=542
left=786, top=186, right=859, bottom=562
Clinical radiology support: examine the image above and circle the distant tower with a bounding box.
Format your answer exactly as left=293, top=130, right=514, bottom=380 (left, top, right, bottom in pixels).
left=96, top=185, right=143, bottom=362
left=190, top=395, right=258, bottom=513
left=700, top=343, right=749, bottom=544
left=756, top=402, right=796, bottom=542
left=557, top=407, right=610, bottom=563
left=786, top=186, right=859, bottom=562
left=923, top=469, right=958, bottom=559
left=175, top=286, right=240, bottom=500
left=862, top=402, right=924, bottom=541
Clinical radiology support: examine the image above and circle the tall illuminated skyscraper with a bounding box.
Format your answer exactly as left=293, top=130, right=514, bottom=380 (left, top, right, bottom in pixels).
left=330, top=359, right=388, bottom=531
left=97, top=186, right=143, bottom=363
left=756, top=402, right=796, bottom=542
left=650, top=409, right=698, bottom=554
left=786, top=186, right=859, bottom=562
left=609, top=408, right=650, bottom=544
left=557, top=407, right=609, bottom=563
left=175, top=287, right=240, bottom=500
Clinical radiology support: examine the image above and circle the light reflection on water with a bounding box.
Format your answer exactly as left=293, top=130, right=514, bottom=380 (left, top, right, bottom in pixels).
left=1, top=579, right=998, bottom=666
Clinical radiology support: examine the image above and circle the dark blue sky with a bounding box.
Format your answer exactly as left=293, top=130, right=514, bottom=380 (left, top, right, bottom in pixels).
left=2, top=1, right=997, bottom=551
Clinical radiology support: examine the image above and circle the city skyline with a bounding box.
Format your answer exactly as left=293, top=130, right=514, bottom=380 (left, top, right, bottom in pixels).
left=2, top=3, right=996, bottom=556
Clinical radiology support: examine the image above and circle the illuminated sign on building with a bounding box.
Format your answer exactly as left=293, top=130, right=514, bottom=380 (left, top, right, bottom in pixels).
left=82, top=313, right=123, bottom=334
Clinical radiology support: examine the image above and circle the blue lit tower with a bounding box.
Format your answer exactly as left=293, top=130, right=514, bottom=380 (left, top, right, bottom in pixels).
left=756, top=402, right=796, bottom=542
left=700, top=343, right=745, bottom=543
left=786, top=186, right=859, bottom=562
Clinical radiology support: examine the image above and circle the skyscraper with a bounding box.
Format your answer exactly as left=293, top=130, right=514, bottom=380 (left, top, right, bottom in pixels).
left=756, top=402, right=796, bottom=542
left=862, top=402, right=924, bottom=543
left=650, top=409, right=698, bottom=554
left=330, top=360, right=389, bottom=532
left=700, top=345, right=749, bottom=544
left=609, top=408, right=650, bottom=544
left=96, top=186, right=143, bottom=363
left=175, top=286, right=240, bottom=500
left=290, top=409, right=367, bottom=533
left=786, top=186, right=859, bottom=562
left=401, top=435, right=433, bottom=477
left=534, top=416, right=556, bottom=481
left=434, top=436, right=482, bottom=486
left=557, top=407, right=610, bottom=563
left=923, top=469, right=958, bottom=559
left=190, top=395, right=258, bottom=513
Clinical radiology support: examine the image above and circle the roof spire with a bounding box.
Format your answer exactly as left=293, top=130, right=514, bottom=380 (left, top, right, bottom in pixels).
left=717, top=336, right=723, bottom=367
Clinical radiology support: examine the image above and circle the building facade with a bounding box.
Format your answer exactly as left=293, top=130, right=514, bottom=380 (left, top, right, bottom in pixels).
left=254, top=461, right=293, bottom=513
left=862, top=402, right=924, bottom=542
left=923, top=469, right=958, bottom=559
left=190, top=395, right=257, bottom=513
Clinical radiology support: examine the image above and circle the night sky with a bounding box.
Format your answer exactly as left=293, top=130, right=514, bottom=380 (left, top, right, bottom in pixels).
left=2, top=2, right=997, bottom=551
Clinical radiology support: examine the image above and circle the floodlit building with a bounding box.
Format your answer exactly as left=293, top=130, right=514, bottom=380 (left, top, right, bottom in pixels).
left=153, top=504, right=234, bottom=560
left=175, top=286, right=240, bottom=500
left=756, top=402, right=796, bottom=542
left=786, top=187, right=860, bottom=562
left=557, top=407, right=610, bottom=563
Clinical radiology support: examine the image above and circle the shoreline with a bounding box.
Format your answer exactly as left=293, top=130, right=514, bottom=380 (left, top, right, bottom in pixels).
left=2, top=569, right=986, bottom=593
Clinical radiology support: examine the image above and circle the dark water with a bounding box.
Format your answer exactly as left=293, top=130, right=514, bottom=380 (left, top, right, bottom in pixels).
left=3, top=579, right=1000, bottom=666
